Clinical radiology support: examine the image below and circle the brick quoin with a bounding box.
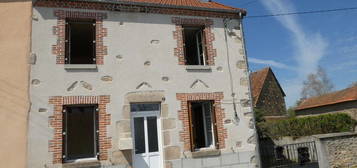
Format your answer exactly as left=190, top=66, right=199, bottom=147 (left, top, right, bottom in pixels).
left=176, top=92, right=227, bottom=151
left=52, top=10, right=108, bottom=64
left=48, top=96, right=111, bottom=164
left=172, top=17, right=217, bottom=65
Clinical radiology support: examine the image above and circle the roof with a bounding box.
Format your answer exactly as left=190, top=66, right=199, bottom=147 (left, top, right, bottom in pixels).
left=115, top=0, right=239, bottom=10
left=296, top=85, right=357, bottom=111
left=250, top=67, right=286, bottom=105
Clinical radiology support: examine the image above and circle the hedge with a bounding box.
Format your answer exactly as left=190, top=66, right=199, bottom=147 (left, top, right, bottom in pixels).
left=257, top=113, right=357, bottom=139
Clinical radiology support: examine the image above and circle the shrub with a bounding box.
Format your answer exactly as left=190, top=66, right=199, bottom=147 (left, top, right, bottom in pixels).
left=257, top=113, right=357, bottom=139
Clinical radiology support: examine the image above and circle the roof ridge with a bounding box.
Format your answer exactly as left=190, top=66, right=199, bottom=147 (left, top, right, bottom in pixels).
left=296, top=85, right=357, bottom=110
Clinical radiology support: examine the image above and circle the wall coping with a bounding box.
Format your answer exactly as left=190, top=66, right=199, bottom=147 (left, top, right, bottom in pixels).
left=312, top=132, right=357, bottom=139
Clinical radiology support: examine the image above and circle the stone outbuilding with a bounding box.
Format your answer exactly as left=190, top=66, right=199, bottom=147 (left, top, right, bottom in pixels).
left=250, top=67, right=287, bottom=117
left=296, top=85, right=357, bottom=120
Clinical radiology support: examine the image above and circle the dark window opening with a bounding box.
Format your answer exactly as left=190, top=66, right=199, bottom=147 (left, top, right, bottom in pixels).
left=63, top=105, right=98, bottom=162
left=183, top=26, right=207, bottom=65
left=189, top=101, right=216, bottom=151
left=275, top=146, right=284, bottom=160
left=65, top=19, right=96, bottom=64
left=297, top=147, right=310, bottom=165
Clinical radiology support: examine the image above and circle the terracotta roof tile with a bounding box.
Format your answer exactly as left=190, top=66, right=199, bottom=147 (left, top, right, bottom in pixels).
left=250, top=67, right=270, bottom=105
left=296, top=86, right=357, bottom=111
left=115, top=0, right=240, bottom=10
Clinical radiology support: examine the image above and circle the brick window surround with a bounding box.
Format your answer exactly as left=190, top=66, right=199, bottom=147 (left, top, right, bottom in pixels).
left=176, top=92, right=227, bottom=151
left=53, top=10, right=108, bottom=64
left=49, top=96, right=111, bottom=164
left=172, top=17, right=217, bottom=65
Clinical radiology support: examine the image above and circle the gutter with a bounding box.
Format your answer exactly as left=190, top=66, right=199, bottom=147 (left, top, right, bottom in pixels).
left=65, top=0, right=246, bottom=16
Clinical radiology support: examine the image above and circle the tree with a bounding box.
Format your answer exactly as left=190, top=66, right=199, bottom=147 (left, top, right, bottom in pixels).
left=287, top=107, right=296, bottom=118
left=349, top=81, right=357, bottom=88
left=301, top=66, right=334, bottom=99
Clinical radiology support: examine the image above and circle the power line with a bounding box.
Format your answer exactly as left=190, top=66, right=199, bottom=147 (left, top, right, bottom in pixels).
left=246, top=7, right=357, bottom=18
left=239, top=0, right=259, bottom=7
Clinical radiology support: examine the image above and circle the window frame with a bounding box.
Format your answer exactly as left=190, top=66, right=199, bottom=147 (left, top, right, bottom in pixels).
left=65, top=18, right=96, bottom=65
left=182, top=25, right=208, bottom=66
left=62, top=104, right=99, bottom=163
left=188, top=100, right=218, bottom=151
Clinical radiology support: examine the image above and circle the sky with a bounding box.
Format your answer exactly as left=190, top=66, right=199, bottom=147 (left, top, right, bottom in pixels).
left=216, top=0, right=357, bottom=107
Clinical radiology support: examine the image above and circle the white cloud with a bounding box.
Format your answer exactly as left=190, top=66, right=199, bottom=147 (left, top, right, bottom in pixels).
left=249, top=57, right=294, bottom=70
left=260, top=0, right=329, bottom=106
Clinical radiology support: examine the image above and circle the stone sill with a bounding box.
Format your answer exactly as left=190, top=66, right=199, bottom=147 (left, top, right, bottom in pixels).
left=64, top=64, right=97, bottom=70
left=185, top=65, right=212, bottom=71
left=62, top=160, right=100, bottom=168
left=191, top=149, right=220, bottom=158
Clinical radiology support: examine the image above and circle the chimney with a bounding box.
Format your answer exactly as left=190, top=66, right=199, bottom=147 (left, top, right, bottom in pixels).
left=200, top=0, right=212, bottom=2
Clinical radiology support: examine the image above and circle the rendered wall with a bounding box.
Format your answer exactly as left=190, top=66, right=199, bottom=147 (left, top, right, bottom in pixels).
left=28, top=7, right=256, bottom=168
left=0, top=1, right=32, bottom=168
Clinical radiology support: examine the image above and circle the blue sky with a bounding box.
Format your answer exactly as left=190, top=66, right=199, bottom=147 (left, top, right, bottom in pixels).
left=216, top=0, right=357, bottom=107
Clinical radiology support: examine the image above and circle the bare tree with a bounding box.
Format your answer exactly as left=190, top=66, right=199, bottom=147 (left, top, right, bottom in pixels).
left=301, top=66, right=334, bottom=99
left=349, top=81, right=357, bottom=88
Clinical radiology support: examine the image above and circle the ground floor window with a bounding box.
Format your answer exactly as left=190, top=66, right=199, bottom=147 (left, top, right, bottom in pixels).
left=189, top=101, right=217, bottom=151
left=62, top=105, right=98, bottom=162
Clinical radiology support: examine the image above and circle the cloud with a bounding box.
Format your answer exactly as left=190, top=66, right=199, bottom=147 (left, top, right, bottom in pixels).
left=249, top=57, right=294, bottom=70
left=261, top=0, right=329, bottom=106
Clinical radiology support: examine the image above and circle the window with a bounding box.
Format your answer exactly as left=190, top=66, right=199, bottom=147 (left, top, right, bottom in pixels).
left=65, top=19, right=96, bottom=64
left=62, top=105, right=98, bottom=162
left=188, top=101, right=217, bottom=151
left=183, top=26, right=207, bottom=65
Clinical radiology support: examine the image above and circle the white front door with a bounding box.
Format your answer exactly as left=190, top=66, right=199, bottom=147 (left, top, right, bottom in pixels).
left=131, top=104, right=162, bottom=168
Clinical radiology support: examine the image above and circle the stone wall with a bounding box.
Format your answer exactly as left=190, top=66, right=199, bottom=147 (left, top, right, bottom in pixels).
left=314, top=132, right=357, bottom=168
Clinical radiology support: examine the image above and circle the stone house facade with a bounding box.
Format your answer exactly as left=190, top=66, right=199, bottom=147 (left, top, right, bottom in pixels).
left=28, top=0, right=257, bottom=168
left=296, top=86, right=357, bottom=120
left=0, top=1, right=32, bottom=168
left=250, top=67, right=287, bottom=117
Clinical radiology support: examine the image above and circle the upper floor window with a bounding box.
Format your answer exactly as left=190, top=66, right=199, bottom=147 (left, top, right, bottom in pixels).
left=65, top=19, right=96, bottom=64
left=183, top=26, right=207, bottom=65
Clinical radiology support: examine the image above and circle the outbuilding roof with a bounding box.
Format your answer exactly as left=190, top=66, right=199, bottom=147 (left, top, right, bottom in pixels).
left=250, top=67, right=286, bottom=106
left=296, top=85, right=357, bottom=111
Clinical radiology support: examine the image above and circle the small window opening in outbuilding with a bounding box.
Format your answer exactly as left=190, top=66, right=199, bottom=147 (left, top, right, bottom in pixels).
left=65, top=19, right=96, bottom=64
left=297, top=147, right=310, bottom=165
left=275, top=146, right=284, bottom=160
left=62, top=105, right=98, bottom=162
left=189, top=101, right=217, bottom=151
left=183, top=26, right=207, bottom=65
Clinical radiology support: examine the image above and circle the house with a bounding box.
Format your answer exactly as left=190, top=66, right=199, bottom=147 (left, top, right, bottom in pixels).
left=295, top=85, right=357, bottom=120
left=28, top=0, right=257, bottom=168
left=250, top=67, right=287, bottom=117
left=0, top=0, right=32, bottom=167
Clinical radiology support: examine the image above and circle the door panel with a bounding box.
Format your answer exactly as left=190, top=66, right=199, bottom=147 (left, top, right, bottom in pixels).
left=147, top=116, right=159, bottom=153
left=134, top=117, right=146, bottom=154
